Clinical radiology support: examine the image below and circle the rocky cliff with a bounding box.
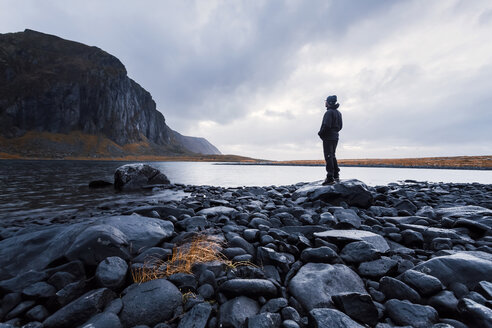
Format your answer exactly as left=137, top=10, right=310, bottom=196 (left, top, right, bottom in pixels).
left=0, top=29, right=220, bottom=158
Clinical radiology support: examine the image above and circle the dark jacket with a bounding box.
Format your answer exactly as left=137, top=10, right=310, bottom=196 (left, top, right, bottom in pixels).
left=318, top=105, right=343, bottom=140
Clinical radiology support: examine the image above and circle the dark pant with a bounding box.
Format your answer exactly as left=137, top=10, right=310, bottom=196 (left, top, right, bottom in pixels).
left=323, top=139, right=340, bottom=179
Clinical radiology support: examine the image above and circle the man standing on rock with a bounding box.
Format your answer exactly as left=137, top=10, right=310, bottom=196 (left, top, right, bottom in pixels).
left=318, top=95, right=343, bottom=185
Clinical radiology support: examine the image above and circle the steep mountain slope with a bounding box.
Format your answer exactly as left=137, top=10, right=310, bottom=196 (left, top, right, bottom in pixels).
left=0, top=29, right=220, bottom=158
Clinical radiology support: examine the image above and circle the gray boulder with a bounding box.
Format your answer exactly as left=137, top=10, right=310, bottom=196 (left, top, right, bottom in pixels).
left=309, top=308, right=365, bottom=328
left=292, top=179, right=373, bottom=208
left=79, top=312, right=122, bottom=328
left=313, top=230, right=389, bottom=253
left=95, top=256, right=128, bottom=290
left=114, top=164, right=170, bottom=191
left=219, top=279, right=277, bottom=298
left=119, top=279, right=182, bottom=328
left=457, top=298, right=492, bottom=328
left=399, top=269, right=443, bottom=296
left=177, top=302, right=212, bottom=328
left=43, top=288, right=116, bottom=328
left=219, top=296, right=259, bottom=328
left=288, top=263, right=367, bottom=311
left=385, top=299, right=438, bottom=328
left=411, top=251, right=492, bottom=288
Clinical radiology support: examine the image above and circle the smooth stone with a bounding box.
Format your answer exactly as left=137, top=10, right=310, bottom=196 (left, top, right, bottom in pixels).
left=177, top=302, right=212, bottom=328
left=197, top=283, right=214, bottom=299
left=22, top=282, right=56, bottom=298
left=333, top=208, right=361, bottom=228
left=260, top=298, right=288, bottom=313
left=428, top=290, right=459, bottom=316
left=399, top=269, right=443, bottom=296
left=119, top=279, right=182, bottom=328
left=114, top=164, right=169, bottom=191
left=476, top=280, right=492, bottom=299
left=25, top=305, right=49, bottom=322
left=292, top=179, right=373, bottom=208
left=385, top=299, right=438, bottom=328
left=43, top=288, right=116, bottom=328
left=95, top=256, right=128, bottom=290
left=220, top=279, right=277, bottom=298
left=358, top=256, right=397, bottom=278
left=331, top=292, right=379, bottom=326
left=79, top=312, right=122, bottom=328
left=300, top=247, right=338, bottom=263
left=340, top=241, right=380, bottom=263
left=288, top=263, right=367, bottom=311
left=379, top=276, right=420, bottom=303
left=281, top=320, right=300, bottom=328
left=457, top=297, right=492, bottom=328
left=411, top=251, right=492, bottom=288
left=247, top=312, right=281, bottom=328
left=219, top=296, right=259, bottom=328
left=313, top=230, right=389, bottom=253
left=198, top=206, right=238, bottom=217
left=281, top=307, right=300, bottom=322
left=5, top=300, right=35, bottom=320
left=0, top=270, right=48, bottom=294
left=309, top=308, right=364, bottom=328
left=47, top=271, right=77, bottom=290
left=132, top=247, right=172, bottom=263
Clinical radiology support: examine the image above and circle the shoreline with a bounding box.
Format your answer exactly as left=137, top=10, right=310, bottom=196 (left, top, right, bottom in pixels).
left=0, top=175, right=492, bottom=327
left=216, top=162, right=492, bottom=171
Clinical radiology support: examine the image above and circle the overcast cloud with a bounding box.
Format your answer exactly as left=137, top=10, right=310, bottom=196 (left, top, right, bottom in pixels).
left=1, top=0, right=491, bottom=160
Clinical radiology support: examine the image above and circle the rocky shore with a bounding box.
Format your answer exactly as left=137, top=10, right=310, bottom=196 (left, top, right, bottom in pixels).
left=1, top=164, right=491, bottom=328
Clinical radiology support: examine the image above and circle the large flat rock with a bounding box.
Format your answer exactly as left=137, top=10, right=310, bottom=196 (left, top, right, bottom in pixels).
left=288, top=263, right=367, bottom=311
left=292, top=179, right=373, bottom=208
left=412, top=251, right=492, bottom=289
left=313, top=230, right=389, bottom=253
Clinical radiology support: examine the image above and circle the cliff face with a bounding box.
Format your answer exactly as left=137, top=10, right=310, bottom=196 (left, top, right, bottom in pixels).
left=0, top=29, right=220, bottom=157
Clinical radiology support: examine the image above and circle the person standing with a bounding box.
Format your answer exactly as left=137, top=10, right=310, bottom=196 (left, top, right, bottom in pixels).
left=318, top=95, right=343, bottom=185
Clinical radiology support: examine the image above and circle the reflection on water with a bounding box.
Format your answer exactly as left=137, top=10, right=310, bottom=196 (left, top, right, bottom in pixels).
left=0, top=160, right=491, bottom=228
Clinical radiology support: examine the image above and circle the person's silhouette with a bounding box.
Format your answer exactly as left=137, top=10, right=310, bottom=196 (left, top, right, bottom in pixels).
left=318, top=95, right=343, bottom=185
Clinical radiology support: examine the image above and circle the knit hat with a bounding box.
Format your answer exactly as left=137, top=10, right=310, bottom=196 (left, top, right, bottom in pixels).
left=326, top=95, right=337, bottom=104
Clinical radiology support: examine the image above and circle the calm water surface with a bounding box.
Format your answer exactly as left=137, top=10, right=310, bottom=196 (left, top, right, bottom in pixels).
left=1, top=160, right=491, bottom=226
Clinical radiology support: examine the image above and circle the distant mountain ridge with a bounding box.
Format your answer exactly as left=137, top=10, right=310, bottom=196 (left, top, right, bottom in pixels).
left=0, top=29, right=220, bottom=158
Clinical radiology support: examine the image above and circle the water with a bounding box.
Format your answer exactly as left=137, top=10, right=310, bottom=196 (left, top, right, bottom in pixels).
left=1, top=160, right=491, bottom=227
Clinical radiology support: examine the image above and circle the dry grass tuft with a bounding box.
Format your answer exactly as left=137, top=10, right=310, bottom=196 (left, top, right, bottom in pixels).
left=131, top=234, right=254, bottom=284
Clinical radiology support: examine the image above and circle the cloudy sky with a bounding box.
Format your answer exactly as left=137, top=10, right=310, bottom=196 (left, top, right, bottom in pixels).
left=1, top=0, right=491, bottom=160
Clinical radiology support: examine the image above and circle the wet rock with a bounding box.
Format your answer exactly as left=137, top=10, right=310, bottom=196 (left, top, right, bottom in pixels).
left=219, top=296, right=259, bottom=328
left=399, top=269, right=443, bottom=296
left=79, top=312, right=122, bottom=328
left=309, top=308, right=365, bottom=328
left=197, top=283, right=214, bottom=299
left=385, top=299, right=438, bottom=328
left=119, top=279, right=182, bottom=328
left=47, top=271, right=77, bottom=290
left=332, top=292, right=378, bottom=326
left=64, top=224, right=131, bottom=265
left=288, top=263, right=367, bottom=311
left=300, top=246, right=338, bottom=263
left=476, top=280, right=492, bottom=299
left=314, top=229, right=389, bottom=253
left=401, top=229, right=424, bottom=248
left=411, top=251, right=492, bottom=288
left=1, top=293, right=21, bottom=319
left=198, top=206, right=238, bottom=217
left=133, top=247, right=172, bottom=263
left=220, top=279, right=277, bottom=298
left=43, top=288, right=116, bottom=328
left=114, top=164, right=170, bottom=191
left=5, top=300, right=35, bottom=320
left=55, top=280, right=89, bottom=307
left=358, top=256, right=397, bottom=278
left=95, top=256, right=128, bottom=290
left=379, top=276, right=420, bottom=303
left=457, top=297, right=492, bottom=328
left=428, top=290, right=458, bottom=316
left=22, top=281, right=56, bottom=298
left=340, top=241, right=380, bottom=263
left=292, top=179, right=373, bottom=208
left=247, top=312, right=281, bottom=328
left=332, top=208, right=361, bottom=228
left=177, top=302, right=212, bottom=328
left=260, top=298, right=288, bottom=313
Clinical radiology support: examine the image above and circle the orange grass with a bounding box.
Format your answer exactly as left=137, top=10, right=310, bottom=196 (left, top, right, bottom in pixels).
left=131, top=235, right=254, bottom=284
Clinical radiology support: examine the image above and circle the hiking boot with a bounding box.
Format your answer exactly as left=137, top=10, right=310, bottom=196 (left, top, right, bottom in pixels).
left=322, top=178, right=335, bottom=185
left=334, top=177, right=340, bottom=183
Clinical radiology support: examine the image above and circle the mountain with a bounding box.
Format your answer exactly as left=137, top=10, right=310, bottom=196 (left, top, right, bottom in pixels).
left=0, top=29, right=221, bottom=158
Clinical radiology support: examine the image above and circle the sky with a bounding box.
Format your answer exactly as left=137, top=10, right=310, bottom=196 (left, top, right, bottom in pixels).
left=1, top=0, right=491, bottom=160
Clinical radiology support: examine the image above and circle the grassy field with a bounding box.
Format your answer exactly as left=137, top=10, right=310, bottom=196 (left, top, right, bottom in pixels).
left=269, top=155, right=492, bottom=169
